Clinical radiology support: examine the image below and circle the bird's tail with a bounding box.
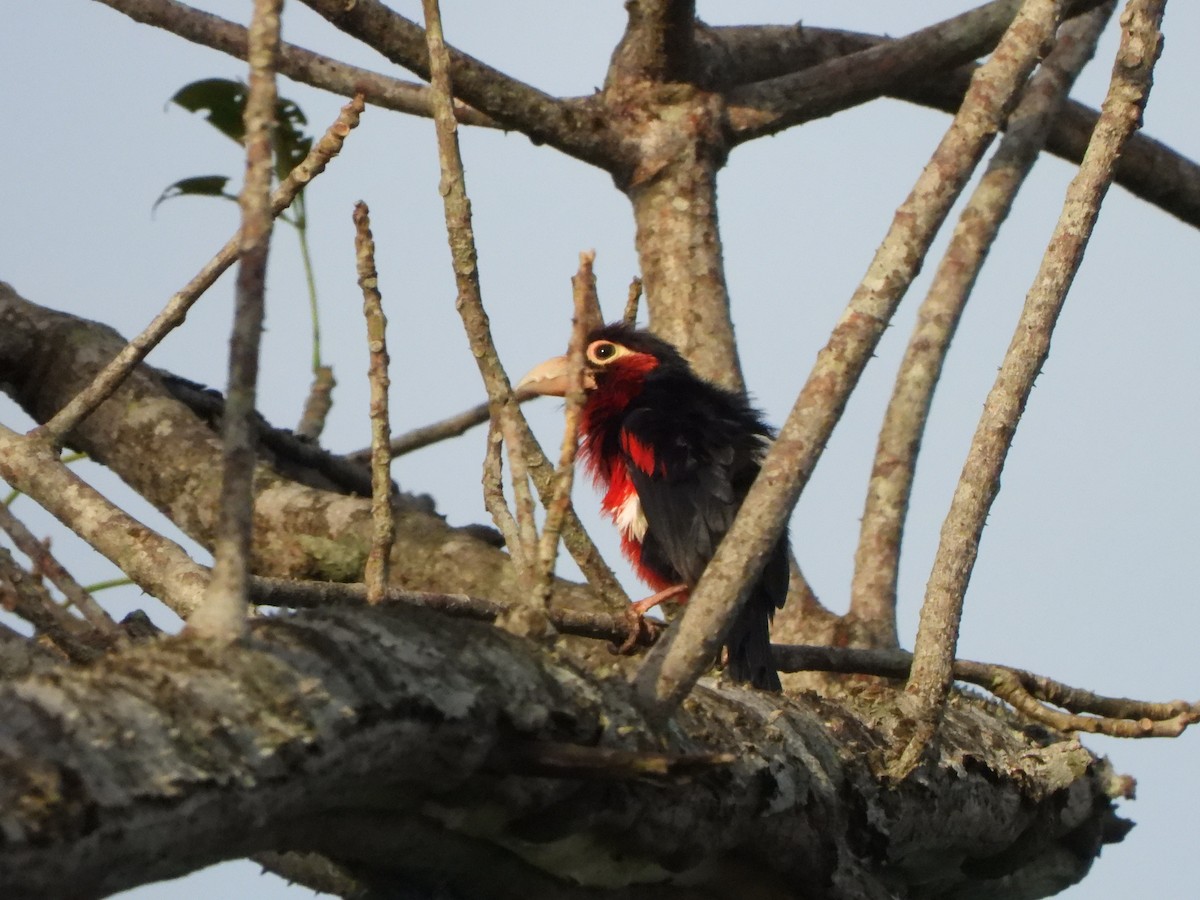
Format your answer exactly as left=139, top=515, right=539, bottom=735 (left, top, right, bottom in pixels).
left=726, top=592, right=781, bottom=691
left=724, top=538, right=788, bottom=692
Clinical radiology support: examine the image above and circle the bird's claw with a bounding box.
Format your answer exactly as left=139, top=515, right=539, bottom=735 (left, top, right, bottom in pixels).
left=609, top=608, right=663, bottom=655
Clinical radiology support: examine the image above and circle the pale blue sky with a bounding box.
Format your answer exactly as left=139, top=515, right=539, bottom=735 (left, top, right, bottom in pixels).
left=2, top=2, right=1197, bottom=897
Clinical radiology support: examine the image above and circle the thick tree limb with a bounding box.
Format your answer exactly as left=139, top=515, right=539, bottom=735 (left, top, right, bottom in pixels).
left=0, top=603, right=1129, bottom=899
left=608, top=0, right=697, bottom=85
left=723, top=0, right=1106, bottom=141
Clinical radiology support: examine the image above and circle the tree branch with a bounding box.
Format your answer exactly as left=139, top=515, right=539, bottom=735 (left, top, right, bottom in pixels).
left=352, top=202, right=394, bottom=605
left=850, top=5, right=1114, bottom=646
left=724, top=0, right=1106, bottom=141
left=299, top=0, right=621, bottom=171
left=93, top=0, right=497, bottom=126
left=902, top=0, right=1168, bottom=768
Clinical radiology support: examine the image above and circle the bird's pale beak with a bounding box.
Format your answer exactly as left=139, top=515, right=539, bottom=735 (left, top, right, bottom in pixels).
left=517, top=355, right=595, bottom=397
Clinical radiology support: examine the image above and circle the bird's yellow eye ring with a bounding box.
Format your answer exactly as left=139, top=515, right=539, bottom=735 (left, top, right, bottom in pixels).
left=588, top=341, right=620, bottom=364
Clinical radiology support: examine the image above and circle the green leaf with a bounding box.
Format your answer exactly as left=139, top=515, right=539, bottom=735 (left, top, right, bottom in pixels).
left=153, top=175, right=235, bottom=214
left=169, top=78, right=312, bottom=181
left=169, top=78, right=248, bottom=144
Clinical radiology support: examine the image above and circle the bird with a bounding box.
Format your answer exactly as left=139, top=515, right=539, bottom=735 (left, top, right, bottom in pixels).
left=519, top=322, right=789, bottom=691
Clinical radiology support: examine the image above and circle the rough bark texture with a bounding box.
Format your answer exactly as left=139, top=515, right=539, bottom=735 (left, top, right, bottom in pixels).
left=0, top=603, right=1128, bottom=899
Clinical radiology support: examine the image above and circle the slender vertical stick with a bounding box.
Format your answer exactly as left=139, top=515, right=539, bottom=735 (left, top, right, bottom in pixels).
left=901, top=0, right=1166, bottom=770
left=353, top=202, right=394, bottom=605
left=622, top=276, right=643, bottom=328
left=533, top=253, right=595, bottom=603
left=190, top=0, right=283, bottom=640
left=850, top=4, right=1114, bottom=646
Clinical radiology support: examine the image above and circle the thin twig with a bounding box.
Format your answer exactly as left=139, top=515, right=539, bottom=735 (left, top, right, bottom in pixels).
left=500, top=415, right=539, bottom=569
left=532, top=253, right=595, bottom=604
left=770, top=643, right=1198, bottom=739
left=850, top=5, right=1114, bottom=646
left=353, top=202, right=394, bottom=605
left=622, top=276, right=643, bottom=328
left=0, top=547, right=109, bottom=664
left=295, top=366, right=336, bottom=441
left=901, top=0, right=1168, bottom=770
left=0, top=500, right=121, bottom=635
left=32, top=95, right=365, bottom=447
left=189, top=0, right=282, bottom=641
left=633, top=0, right=1067, bottom=717
left=346, top=392, right=542, bottom=461
left=482, top=418, right=525, bottom=565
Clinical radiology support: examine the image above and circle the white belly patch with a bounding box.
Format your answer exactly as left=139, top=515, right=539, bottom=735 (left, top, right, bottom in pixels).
left=614, top=491, right=648, bottom=542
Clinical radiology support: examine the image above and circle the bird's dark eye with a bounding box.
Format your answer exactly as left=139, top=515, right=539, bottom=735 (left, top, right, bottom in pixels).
left=592, top=342, right=617, bottom=361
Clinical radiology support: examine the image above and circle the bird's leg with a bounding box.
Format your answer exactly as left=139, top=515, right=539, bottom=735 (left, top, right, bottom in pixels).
left=616, top=584, right=688, bottom=654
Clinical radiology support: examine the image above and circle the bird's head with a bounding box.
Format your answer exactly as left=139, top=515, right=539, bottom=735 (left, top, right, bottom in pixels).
left=518, top=323, right=688, bottom=409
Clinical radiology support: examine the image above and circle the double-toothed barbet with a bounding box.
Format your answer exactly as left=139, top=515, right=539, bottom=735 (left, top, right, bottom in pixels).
left=520, top=323, right=788, bottom=691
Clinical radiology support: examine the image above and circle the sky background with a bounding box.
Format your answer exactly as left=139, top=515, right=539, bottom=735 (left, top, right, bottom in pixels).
left=2, top=2, right=1197, bottom=897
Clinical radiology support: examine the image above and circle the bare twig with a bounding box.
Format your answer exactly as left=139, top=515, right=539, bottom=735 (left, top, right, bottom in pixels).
left=532, top=253, right=595, bottom=605
left=500, top=415, right=539, bottom=570
left=0, top=425, right=209, bottom=617
left=901, top=0, right=1168, bottom=768
left=622, top=277, right=643, bottom=328
left=295, top=366, right=336, bottom=441
left=353, top=203, right=394, bottom=605
left=0, top=500, right=121, bottom=635
left=190, top=0, right=282, bottom=641
left=770, top=643, right=1198, bottom=739
left=0, top=547, right=108, bottom=664
left=33, top=95, right=365, bottom=447
left=633, top=0, right=1067, bottom=716
left=481, top=418, right=525, bottom=565
left=346, top=393, right=546, bottom=461
left=850, top=5, right=1114, bottom=646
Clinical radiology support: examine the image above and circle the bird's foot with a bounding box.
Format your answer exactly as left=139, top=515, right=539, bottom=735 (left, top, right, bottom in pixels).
left=611, top=584, right=688, bottom=655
